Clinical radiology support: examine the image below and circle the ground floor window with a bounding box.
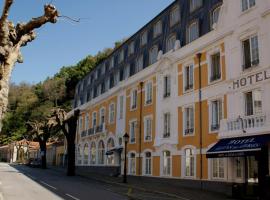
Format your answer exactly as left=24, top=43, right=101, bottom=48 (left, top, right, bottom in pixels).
left=107, top=138, right=115, bottom=165
left=90, top=142, right=96, bottom=164
left=163, top=151, right=171, bottom=176
left=129, top=153, right=136, bottom=175
left=184, top=148, right=195, bottom=177
left=83, top=143, right=89, bottom=165
left=247, top=156, right=258, bottom=183
left=212, top=158, right=225, bottom=179
left=98, top=141, right=105, bottom=164
left=235, top=157, right=243, bottom=179
left=144, top=152, right=151, bottom=175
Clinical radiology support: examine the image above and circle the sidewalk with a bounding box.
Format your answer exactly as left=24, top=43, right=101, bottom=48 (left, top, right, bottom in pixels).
left=50, top=166, right=235, bottom=200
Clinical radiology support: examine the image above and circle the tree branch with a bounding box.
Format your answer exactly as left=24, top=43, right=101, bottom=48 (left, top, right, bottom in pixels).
left=0, top=0, right=13, bottom=24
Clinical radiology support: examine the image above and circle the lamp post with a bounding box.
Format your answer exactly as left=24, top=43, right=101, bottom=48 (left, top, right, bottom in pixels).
left=123, top=132, right=129, bottom=183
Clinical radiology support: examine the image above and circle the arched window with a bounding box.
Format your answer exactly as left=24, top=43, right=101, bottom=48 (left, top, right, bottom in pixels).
left=107, top=138, right=115, bottom=165
left=100, top=108, right=105, bottom=125
left=144, top=152, right=152, bottom=175
left=90, top=142, right=96, bottom=165
left=77, top=144, right=82, bottom=164
left=129, top=153, right=136, bottom=175
left=98, top=140, right=105, bottom=164
left=83, top=143, right=89, bottom=165
left=163, top=151, right=171, bottom=176
left=184, top=148, right=195, bottom=177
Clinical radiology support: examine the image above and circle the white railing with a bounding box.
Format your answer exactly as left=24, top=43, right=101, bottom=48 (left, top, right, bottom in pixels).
left=219, top=113, right=270, bottom=138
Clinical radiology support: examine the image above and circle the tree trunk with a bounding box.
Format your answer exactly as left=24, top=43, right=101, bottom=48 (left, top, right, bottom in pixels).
left=39, top=140, right=47, bottom=169
left=66, top=137, right=75, bottom=176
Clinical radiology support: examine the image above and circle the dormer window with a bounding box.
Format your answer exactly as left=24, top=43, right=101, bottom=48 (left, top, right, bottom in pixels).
left=190, top=0, right=203, bottom=12
left=149, top=46, right=158, bottom=65
left=153, top=20, right=162, bottom=38
left=211, top=6, right=221, bottom=29
left=187, top=21, right=199, bottom=43
left=119, top=50, right=124, bottom=63
left=242, top=0, right=256, bottom=12
left=166, top=34, right=176, bottom=52
left=170, top=5, right=180, bottom=26
left=141, top=31, right=148, bottom=46
left=110, top=57, right=114, bottom=69
left=128, top=41, right=135, bottom=55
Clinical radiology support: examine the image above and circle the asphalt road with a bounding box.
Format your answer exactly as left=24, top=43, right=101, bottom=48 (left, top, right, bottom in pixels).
left=0, top=162, right=127, bottom=200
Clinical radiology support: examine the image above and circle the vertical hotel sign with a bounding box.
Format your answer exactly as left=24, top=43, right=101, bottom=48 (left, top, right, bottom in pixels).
left=230, top=68, right=270, bottom=90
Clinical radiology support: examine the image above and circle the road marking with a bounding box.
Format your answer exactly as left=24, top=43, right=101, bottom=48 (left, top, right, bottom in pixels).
left=40, top=181, right=57, bottom=190
left=65, top=193, right=80, bottom=200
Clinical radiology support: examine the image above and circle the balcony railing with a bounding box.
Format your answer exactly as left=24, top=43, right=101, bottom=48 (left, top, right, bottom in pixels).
left=219, top=113, right=269, bottom=138
left=96, top=123, right=106, bottom=133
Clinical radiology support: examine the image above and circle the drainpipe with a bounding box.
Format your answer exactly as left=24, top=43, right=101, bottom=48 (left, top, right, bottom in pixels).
left=139, top=81, right=144, bottom=176
left=196, top=53, right=203, bottom=189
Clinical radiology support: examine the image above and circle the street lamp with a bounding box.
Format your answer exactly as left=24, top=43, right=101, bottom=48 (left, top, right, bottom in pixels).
left=123, top=132, right=129, bottom=183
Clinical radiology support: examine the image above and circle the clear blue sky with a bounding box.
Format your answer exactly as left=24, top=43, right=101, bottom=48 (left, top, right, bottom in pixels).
left=1, top=0, right=174, bottom=84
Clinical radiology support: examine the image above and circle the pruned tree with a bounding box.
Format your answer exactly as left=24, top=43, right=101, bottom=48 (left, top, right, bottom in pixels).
left=53, top=108, right=80, bottom=176
left=27, top=116, right=58, bottom=169
left=0, top=0, right=59, bottom=126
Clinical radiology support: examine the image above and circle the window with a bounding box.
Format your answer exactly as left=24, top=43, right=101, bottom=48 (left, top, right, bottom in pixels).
left=149, top=46, right=158, bottom=65
left=124, top=64, right=130, bottom=79
left=107, top=138, right=115, bottom=165
left=119, top=96, right=124, bottom=119
left=85, top=114, right=89, bottom=130
left=211, top=6, right=221, bottom=29
left=154, top=20, right=162, bottom=37
left=170, top=6, right=180, bottom=26
left=135, top=55, right=143, bottom=73
left=242, top=0, right=256, bottom=12
left=212, top=158, right=225, bottom=179
left=141, top=31, right=148, bottom=46
left=145, top=152, right=152, bottom=175
left=131, top=89, right=137, bottom=110
left=92, top=112, right=97, bottom=128
left=83, top=143, right=89, bottom=165
left=144, top=117, right=152, bottom=141
left=210, top=52, right=221, bottom=82
left=242, top=35, right=259, bottom=70
left=184, top=107, right=194, bottom=135
left=130, top=121, right=137, bottom=143
left=184, top=64, right=194, bottom=91
left=77, top=145, right=82, bottom=164
left=187, top=22, right=199, bottom=43
left=79, top=116, right=83, bottom=132
left=109, top=103, right=115, bottom=124
left=163, top=113, right=170, bottom=138
left=245, top=89, right=262, bottom=116
left=210, top=100, right=222, bottom=131
left=90, top=142, right=96, bottom=165
left=163, top=75, right=171, bottom=98
left=190, top=0, right=203, bottom=12
left=145, top=82, right=153, bottom=105
left=167, top=35, right=176, bottom=52
left=129, top=153, right=136, bottom=175
left=163, top=151, right=171, bottom=176
left=100, top=108, right=105, bottom=125
left=129, top=41, right=135, bottom=55
left=184, top=148, right=195, bottom=177
left=101, top=64, right=105, bottom=74
left=119, top=50, right=124, bottom=63
left=98, top=141, right=105, bottom=165
left=114, top=71, right=119, bottom=85
left=235, top=157, right=243, bottom=178
left=110, top=57, right=114, bottom=69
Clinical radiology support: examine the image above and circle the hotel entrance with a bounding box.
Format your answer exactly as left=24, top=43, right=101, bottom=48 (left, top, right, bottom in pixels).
left=206, top=135, right=270, bottom=199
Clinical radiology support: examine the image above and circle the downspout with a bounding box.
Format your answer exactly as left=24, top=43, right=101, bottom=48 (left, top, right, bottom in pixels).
left=139, top=81, right=144, bottom=176
left=196, top=53, right=203, bottom=189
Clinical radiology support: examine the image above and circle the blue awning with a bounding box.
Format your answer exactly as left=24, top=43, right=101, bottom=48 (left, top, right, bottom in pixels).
left=206, top=134, right=270, bottom=158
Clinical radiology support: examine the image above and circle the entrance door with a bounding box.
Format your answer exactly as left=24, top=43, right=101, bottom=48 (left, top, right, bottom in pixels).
left=245, top=156, right=259, bottom=197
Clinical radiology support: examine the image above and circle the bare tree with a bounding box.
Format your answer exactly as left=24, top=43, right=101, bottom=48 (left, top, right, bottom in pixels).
left=0, top=0, right=59, bottom=125
left=53, top=108, right=80, bottom=176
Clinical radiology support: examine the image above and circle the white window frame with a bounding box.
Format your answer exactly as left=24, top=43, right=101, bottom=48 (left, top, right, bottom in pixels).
left=92, top=112, right=97, bottom=128
left=183, top=105, right=195, bottom=136
left=183, top=148, right=196, bottom=178
left=145, top=81, right=153, bottom=105
left=144, top=115, right=153, bottom=142
left=241, top=34, right=259, bottom=70
left=211, top=158, right=226, bottom=180
left=108, top=103, right=115, bottom=124
left=154, top=20, right=162, bottom=38
left=207, top=48, right=222, bottom=84
left=128, top=41, right=135, bottom=55
left=162, top=151, right=172, bottom=176
left=85, top=114, right=89, bottom=130
left=187, top=21, right=199, bottom=43
left=128, top=152, right=136, bottom=175
left=170, top=5, right=180, bottom=26
left=79, top=116, right=83, bottom=132
left=129, top=119, right=137, bottom=144
left=90, top=142, right=97, bottom=165
left=211, top=6, right=221, bottom=29
left=119, top=50, right=124, bottom=63
left=209, top=98, right=223, bottom=133
left=125, top=64, right=130, bottom=80
left=244, top=88, right=262, bottom=116
left=163, top=112, right=171, bottom=138
left=135, top=55, right=143, bottom=73
left=183, top=64, right=194, bottom=92
left=144, top=152, right=152, bottom=176
left=99, top=107, right=106, bottom=125
left=163, top=75, right=171, bottom=98
left=190, top=0, right=203, bottom=12
left=166, top=34, right=177, bottom=52
left=242, top=0, right=256, bottom=12
left=130, top=89, right=138, bottom=110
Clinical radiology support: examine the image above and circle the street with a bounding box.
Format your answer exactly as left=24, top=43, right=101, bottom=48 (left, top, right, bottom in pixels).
left=0, top=163, right=127, bottom=200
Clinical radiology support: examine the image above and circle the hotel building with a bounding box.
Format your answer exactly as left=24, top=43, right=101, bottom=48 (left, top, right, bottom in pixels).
left=73, top=0, right=270, bottom=198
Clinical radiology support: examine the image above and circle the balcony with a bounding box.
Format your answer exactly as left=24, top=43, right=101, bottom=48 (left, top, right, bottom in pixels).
left=219, top=113, right=270, bottom=138
left=81, top=130, right=87, bottom=138
left=96, top=123, right=106, bottom=133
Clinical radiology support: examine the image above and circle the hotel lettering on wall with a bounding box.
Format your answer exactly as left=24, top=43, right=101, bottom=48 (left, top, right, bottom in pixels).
left=232, top=69, right=270, bottom=90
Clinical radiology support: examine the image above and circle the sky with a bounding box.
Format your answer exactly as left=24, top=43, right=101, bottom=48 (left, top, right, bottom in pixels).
left=1, top=0, right=174, bottom=84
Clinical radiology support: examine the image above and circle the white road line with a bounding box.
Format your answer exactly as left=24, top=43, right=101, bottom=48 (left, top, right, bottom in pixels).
left=65, top=193, right=80, bottom=200
left=40, top=181, right=57, bottom=190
